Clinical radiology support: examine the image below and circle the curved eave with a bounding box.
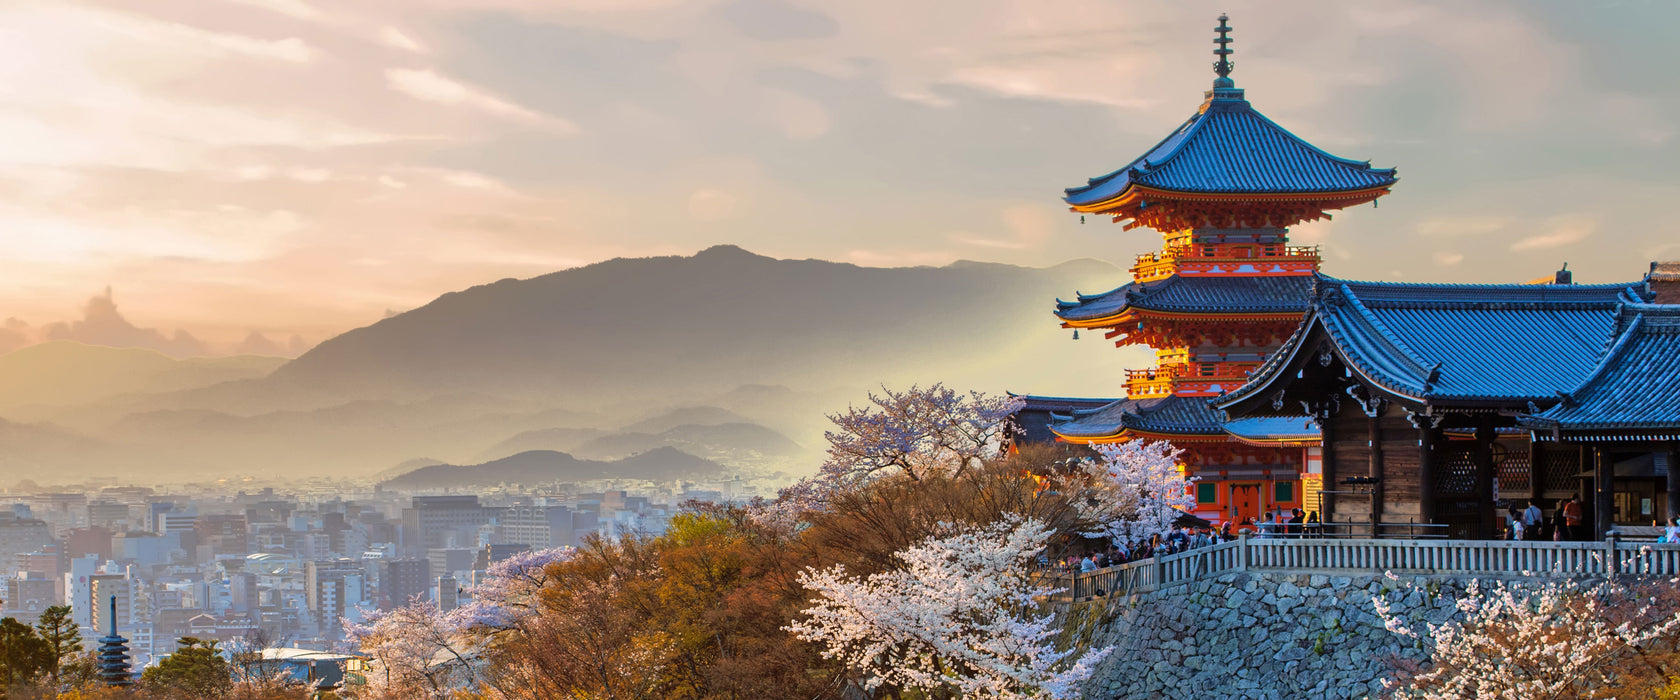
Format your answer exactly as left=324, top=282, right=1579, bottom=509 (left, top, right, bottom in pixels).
left=1050, top=426, right=1231, bottom=445
left=1529, top=427, right=1680, bottom=442
left=1058, top=308, right=1304, bottom=329
left=1227, top=435, right=1321, bottom=448
left=1066, top=184, right=1394, bottom=216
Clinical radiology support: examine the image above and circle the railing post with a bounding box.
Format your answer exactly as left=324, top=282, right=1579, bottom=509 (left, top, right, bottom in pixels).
left=1239, top=530, right=1251, bottom=572
left=1606, top=531, right=1620, bottom=578
left=1153, top=556, right=1166, bottom=589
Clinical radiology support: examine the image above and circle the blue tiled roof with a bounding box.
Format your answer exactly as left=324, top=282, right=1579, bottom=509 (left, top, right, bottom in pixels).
left=1008, top=394, right=1119, bottom=444
left=1052, top=395, right=1227, bottom=438
left=1218, top=275, right=1650, bottom=409
left=1056, top=274, right=1313, bottom=323
left=1065, top=90, right=1397, bottom=206
left=1224, top=416, right=1320, bottom=442
left=1521, top=304, right=1680, bottom=437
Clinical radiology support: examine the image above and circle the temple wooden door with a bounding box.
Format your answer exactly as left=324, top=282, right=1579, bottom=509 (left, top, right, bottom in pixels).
left=1228, top=482, right=1263, bottom=524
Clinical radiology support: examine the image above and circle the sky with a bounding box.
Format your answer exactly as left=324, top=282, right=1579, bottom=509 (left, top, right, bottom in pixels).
left=0, top=0, right=1676, bottom=356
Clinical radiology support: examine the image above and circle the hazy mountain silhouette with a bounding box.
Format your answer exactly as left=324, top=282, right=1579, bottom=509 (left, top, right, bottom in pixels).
left=571, top=422, right=801, bottom=461
left=269, top=245, right=1120, bottom=402
left=382, top=447, right=723, bottom=490
left=0, top=341, right=286, bottom=411
left=0, top=246, right=1127, bottom=481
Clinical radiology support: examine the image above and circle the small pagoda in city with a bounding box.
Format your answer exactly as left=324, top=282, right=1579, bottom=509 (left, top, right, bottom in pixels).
left=1027, top=15, right=1397, bottom=524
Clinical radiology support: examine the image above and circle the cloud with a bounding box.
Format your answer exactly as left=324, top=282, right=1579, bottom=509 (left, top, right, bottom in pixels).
left=1416, top=216, right=1511, bottom=237
left=380, top=27, right=427, bottom=53
left=235, top=330, right=284, bottom=355
left=385, top=68, right=574, bottom=130
left=0, top=319, right=28, bottom=355
left=44, top=289, right=210, bottom=358
left=764, top=90, right=831, bottom=140
left=220, top=0, right=322, bottom=22
left=1512, top=215, right=1595, bottom=252
left=687, top=189, right=739, bottom=221
left=1433, top=252, right=1464, bottom=266
left=715, top=0, right=839, bottom=41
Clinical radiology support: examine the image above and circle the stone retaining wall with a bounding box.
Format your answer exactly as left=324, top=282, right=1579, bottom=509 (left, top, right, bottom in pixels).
left=1064, top=572, right=1468, bottom=699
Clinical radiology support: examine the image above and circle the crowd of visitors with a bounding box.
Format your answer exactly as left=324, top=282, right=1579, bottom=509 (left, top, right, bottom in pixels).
left=1501, top=496, right=1591, bottom=541
left=1056, top=508, right=1324, bottom=574
left=1058, top=495, right=1680, bottom=576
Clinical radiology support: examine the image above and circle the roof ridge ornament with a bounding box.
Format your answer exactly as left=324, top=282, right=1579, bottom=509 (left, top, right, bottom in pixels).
left=1213, top=14, right=1235, bottom=86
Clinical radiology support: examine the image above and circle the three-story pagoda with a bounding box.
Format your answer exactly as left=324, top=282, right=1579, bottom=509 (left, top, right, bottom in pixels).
left=1036, top=16, right=1397, bottom=524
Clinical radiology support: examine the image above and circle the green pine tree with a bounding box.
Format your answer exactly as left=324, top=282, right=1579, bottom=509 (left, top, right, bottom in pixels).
left=0, top=616, right=53, bottom=688
left=33, top=605, right=79, bottom=683
left=142, top=637, right=233, bottom=699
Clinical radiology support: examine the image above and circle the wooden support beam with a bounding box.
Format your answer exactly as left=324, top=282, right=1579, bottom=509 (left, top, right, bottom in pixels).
left=1368, top=413, right=1384, bottom=531
left=1418, top=423, right=1437, bottom=525
left=1668, top=440, right=1680, bottom=524
left=1474, top=418, right=1497, bottom=539
left=1595, top=446, right=1615, bottom=540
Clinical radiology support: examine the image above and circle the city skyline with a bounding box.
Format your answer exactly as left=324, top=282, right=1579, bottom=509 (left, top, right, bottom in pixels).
left=2, top=0, right=1676, bottom=354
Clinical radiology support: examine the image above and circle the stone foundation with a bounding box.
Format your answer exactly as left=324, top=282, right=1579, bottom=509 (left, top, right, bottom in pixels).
left=1063, top=572, right=1468, bottom=699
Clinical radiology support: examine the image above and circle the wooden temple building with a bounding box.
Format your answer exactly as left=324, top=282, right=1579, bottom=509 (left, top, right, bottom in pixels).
left=1017, top=15, right=1396, bottom=525
left=1019, top=17, right=1680, bottom=540
left=1214, top=268, right=1680, bottom=540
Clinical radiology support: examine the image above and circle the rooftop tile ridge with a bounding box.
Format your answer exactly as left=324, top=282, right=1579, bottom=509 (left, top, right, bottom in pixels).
left=1336, top=283, right=1436, bottom=379
left=1328, top=276, right=1638, bottom=292
left=1554, top=312, right=1646, bottom=407
left=1066, top=111, right=1204, bottom=196
left=1237, top=106, right=1398, bottom=174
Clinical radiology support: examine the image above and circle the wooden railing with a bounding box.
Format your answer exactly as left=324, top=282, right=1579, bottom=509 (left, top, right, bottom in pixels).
left=1049, top=536, right=1680, bottom=601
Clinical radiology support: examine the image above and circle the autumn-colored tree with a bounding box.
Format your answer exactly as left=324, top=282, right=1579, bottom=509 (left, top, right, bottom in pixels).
left=478, top=515, right=844, bottom=700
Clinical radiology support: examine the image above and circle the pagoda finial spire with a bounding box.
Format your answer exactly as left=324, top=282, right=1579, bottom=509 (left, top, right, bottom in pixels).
left=1212, top=14, right=1235, bottom=86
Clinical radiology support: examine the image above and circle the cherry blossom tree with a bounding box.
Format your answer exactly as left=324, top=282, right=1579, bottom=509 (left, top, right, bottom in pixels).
left=1063, top=440, right=1195, bottom=544
left=451, top=546, right=576, bottom=630
left=344, top=600, right=476, bottom=700
left=1372, top=575, right=1680, bottom=699
left=345, top=547, right=575, bottom=699
left=787, top=516, right=1111, bottom=699
left=822, top=384, right=1022, bottom=484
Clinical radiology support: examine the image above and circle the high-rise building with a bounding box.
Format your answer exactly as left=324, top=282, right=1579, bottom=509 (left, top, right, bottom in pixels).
left=4, top=572, right=59, bottom=624
left=500, top=505, right=576, bottom=549
left=379, top=559, right=431, bottom=610
left=434, top=575, right=459, bottom=613
left=0, top=517, right=53, bottom=575
left=86, top=502, right=132, bottom=531
left=427, top=548, right=476, bottom=579
left=305, top=559, right=364, bottom=638
left=195, top=515, right=249, bottom=557
left=403, top=496, right=488, bottom=551
left=89, top=573, right=133, bottom=634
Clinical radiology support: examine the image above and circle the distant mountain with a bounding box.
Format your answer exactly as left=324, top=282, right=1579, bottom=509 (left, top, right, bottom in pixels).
left=0, top=341, right=286, bottom=410
left=621, top=406, right=754, bottom=434
left=381, top=447, right=723, bottom=490
left=2, top=247, right=1131, bottom=481
left=269, top=245, right=1122, bottom=403
left=571, top=422, right=802, bottom=462
left=0, top=417, right=109, bottom=476
left=479, top=427, right=607, bottom=461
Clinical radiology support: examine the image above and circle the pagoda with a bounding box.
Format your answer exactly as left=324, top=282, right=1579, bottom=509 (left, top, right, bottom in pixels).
left=96, top=595, right=133, bottom=687
left=1039, top=15, right=1397, bottom=524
